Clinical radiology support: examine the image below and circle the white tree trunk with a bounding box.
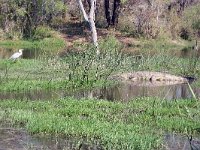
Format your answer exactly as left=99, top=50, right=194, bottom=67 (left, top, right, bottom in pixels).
left=89, top=0, right=99, bottom=51
left=76, top=0, right=99, bottom=54
left=76, top=0, right=89, bottom=22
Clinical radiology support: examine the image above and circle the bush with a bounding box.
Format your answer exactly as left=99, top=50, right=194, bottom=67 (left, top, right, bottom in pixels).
left=181, top=4, right=200, bottom=39
left=4, top=30, right=23, bottom=40
left=192, top=20, right=200, bottom=34
left=33, top=26, right=54, bottom=40
left=0, top=28, right=5, bottom=40
left=64, top=36, right=137, bottom=87
left=180, top=27, right=192, bottom=40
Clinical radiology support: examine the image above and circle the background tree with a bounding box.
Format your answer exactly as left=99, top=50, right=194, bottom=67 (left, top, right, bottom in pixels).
left=104, top=0, right=121, bottom=27
left=76, top=0, right=99, bottom=54
left=0, top=0, right=66, bottom=38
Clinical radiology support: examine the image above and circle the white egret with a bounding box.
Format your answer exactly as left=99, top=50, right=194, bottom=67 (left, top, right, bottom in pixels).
left=9, top=49, right=23, bottom=61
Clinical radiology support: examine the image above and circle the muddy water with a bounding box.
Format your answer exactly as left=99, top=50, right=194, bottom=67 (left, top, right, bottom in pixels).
left=0, top=127, right=200, bottom=150
left=164, top=133, right=200, bottom=150
left=88, top=82, right=196, bottom=101
left=0, top=128, right=101, bottom=150
left=0, top=82, right=199, bottom=101
left=63, top=82, right=199, bottom=101
left=176, top=47, right=200, bottom=58
left=0, top=47, right=41, bottom=59
left=0, top=128, right=36, bottom=150
left=1, top=44, right=199, bottom=60
left=1, top=47, right=200, bottom=149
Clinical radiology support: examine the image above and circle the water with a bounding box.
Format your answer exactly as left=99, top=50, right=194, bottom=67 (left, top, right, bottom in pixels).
left=0, top=127, right=199, bottom=150
left=0, top=128, right=102, bottom=150
left=0, top=81, right=199, bottom=101
left=164, top=133, right=200, bottom=150
left=1, top=47, right=200, bottom=149
left=0, top=47, right=40, bottom=59
left=86, top=82, right=196, bottom=101
left=1, top=45, right=199, bottom=60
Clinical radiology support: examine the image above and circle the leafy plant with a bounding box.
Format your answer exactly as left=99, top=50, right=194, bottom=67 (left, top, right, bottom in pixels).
left=64, top=36, right=137, bottom=87
left=33, top=26, right=54, bottom=40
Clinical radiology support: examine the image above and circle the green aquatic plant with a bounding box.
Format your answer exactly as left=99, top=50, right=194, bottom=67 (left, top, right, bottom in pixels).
left=1, top=36, right=200, bottom=93
left=64, top=37, right=138, bottom=88
left=0, top=37, right=65, bottom=52
left=0, top=97, right=199, bottom=149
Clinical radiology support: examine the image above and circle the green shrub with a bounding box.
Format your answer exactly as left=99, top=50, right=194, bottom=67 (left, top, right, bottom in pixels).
left=33, top=26, right=54, bottom=40
left=181, top=4, right=200, bottom=39
left=64, top=36, right=137, bottom=87
left=180, top=27, right=192, bottom=40
left=193, top=20, right=200, bottom=31
left=0, top=28, right=5, bottom=40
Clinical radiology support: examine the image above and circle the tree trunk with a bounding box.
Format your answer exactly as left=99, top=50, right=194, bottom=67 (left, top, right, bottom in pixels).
left=104, top=0, right=121, bottom=27
left=76, top=0, right=89, bottom=21
left=76, top=0, right=99, bottom=54
left=104, top=0, right=111, bottom=27
left=112, top=0, right=121, bottom=26
left=24, top=13, right=32, bottom=38
left=89, top=0, right=99, bottom=49
left=31, top=0, right=39, bottom=28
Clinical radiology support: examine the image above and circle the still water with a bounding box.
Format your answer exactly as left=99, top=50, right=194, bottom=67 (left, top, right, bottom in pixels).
left=1, top=47, right=200, bottom=149
left=0, top=127, right=199, bottom=150
left=0, top=47, right=41, bottom=59
left=0, top=82, right=199, bottom=101
left=0, top=128, right=102, bottom=150
left=1, top=44, right=200, bottom=60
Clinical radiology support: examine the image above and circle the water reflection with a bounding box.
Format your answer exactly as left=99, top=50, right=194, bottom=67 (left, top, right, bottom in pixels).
left=0, top=47, right=40, bottom=59
left=0, top=128, right=102, bottom=150
left=1, top=45, right=199, bottom=60
left=170, top=47, right=200, bottom=58
left=0, top=90, right=60, bottom=100
left=1, top=127, right=200, bottom=150
left=0, top=82, right=199, bottom=101
left=72, top=82, right=196, bottom=101
left=164, top=133, right=200, bottom=150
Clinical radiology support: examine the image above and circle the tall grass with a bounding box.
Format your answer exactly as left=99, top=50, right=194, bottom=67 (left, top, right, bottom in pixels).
left=1, top=36, right=200, bottom=92
left=64, top=36, right=138, bottom=88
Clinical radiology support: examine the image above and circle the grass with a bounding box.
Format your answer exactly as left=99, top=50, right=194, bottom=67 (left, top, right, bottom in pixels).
left=134, top=53, right=200, bottom=76
left=0, top=59, right=66, bottom=91
left=1, top=39, right=200, bottom=91
left=0, top=97, right=199, bottom=149
left=0, top=34, right=200, bottom=149
left=0, top=58, right=115, bottom=91
left=0, top=37, right=66, bottom=52
left=122, top=37, right=193, bottom=55
left=140, top=38, right=192, bottom=53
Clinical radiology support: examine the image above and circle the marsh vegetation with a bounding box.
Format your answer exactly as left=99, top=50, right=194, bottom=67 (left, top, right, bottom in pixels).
left=0, top=0, right=200, bottom=149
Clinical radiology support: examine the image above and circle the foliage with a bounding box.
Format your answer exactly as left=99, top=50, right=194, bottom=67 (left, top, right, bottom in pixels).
left=33, top=26, right=54, bottom=40
left=0, top=0, right=66, bottom=38
left=1, top=36, right=199, bottom=91
left=0, top=0, right=199, bottom=41
left=181, top=4, right=200, bottom=39
left=0, top=97, right=199, bottom=149
left=0, top=37, right=65, bottom=51
left=170, top=14, right=181, bottom=39
left=133, top=7, right=160, bottom=38
left=64, top=36, right=137, bottom=87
